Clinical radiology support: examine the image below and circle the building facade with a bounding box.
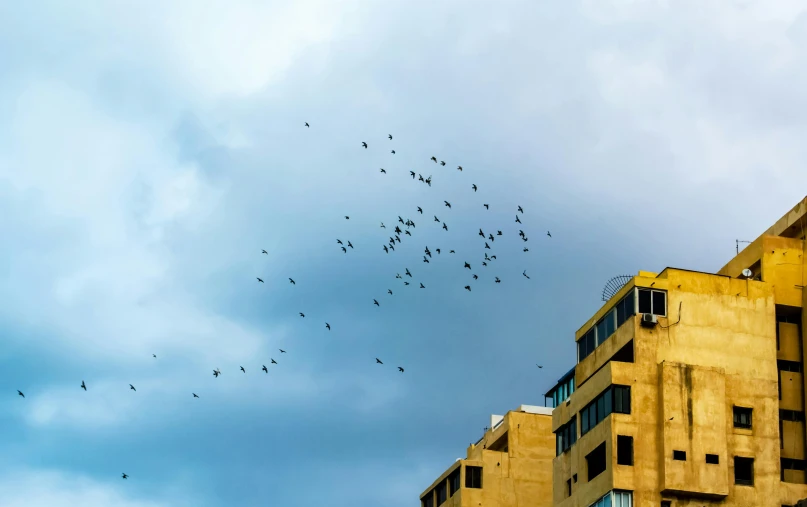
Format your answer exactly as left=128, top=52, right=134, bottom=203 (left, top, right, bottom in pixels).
left=419, top=405, right=555, bottom=507
left=546, top=196, right=807, bottom=506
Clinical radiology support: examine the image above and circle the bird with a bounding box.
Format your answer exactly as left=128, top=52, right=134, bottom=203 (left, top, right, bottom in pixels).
left=464, top=262, right=471, bottom=269
left=423, top=256, right=429, bottom=263
left=388, top=289, right=393, bottom=295
left=465, top=286, right=472, bottom=291
left=518, top=205, right=523, bottom=213
left=482, top=261, right=488, bottom=266
left=380, top=222, right=386, bottom=228
left=398, top=216, right=405, bottom=224
left=515, top=215, right=521, bottom=223
left=450, top=250, right=455, bottom=253
left=523, top=270, right=530, bottom=279
left=523, top=236, right=529, bottom=242
left=457, top=165, right=463, bottom=171
left=536, top=364, right=543, bottom=368
left=129, top=384, right=136, bottom=392
left=391, top=150, right=395, bottom=154
left=345, top=216, right=349, bottom=219
left=485, top=242, right=491, bottom=249
left=418, top=174, right=424, bottom=182
left=495, top=277, right=501, bottom=283
left=434, top=215, right=440, bottom=222
left=409, top=171, right=415, bottom=179
left=81, top=381, right=86, bottom=391
left=279, top=349, right=286, bottom=354
left=376, top=358, right=384, bottom=364
left=262, top=365, right=268, bottom=373
left=383, top=245, right=389, bottom=254
left=388, top=134, right=393, bottom=140
left=444, top=201, right=451, bottom=208
left=405, top=268, right=412, bottom=277
left=519, top=230, right=525, bottom=238
left=489, top=233, right=495, bottom=242
left=257, top=277, right=264, bottom=283
left=443, top=223, right=448, bottom=230
left=152, top=354, right=156, bottom=358
left=398, top=367, right=404, bottom=372
left=396, top=273, right=402, bottom=279
left=261, top=249, right=267, bottom=254
left=417, top=206, right=423, bottom=214
left=485, top=253, right=491, bottom=261
left=436, top=248, right=441, bottom=254
left=240, top=366, right=245, bottom=373
left=404, top=281, right=410, bottom=286
left=305, top=122, right=309, bottom=127
left=17, top=390, right=24, bottom=398
left=425, top=176, right=432, bottom=186
left=300, top=312, right=305, bottom=317
left=430, top=156, right=437, bottom=163
left=547, top=231, right=552, bottom=237
left=362, top=142, right=368, bottom=148
left=337, top=239, right=343, bottom=245
left=483, top=204, right=489, bottom=210
left=341, top=246, right=347, bottom=253
left=213, top=369, right=221, bottom=377
left=380, top=168, right=386, bottom=174
left=440, top=161, right=446, bottom=166
left=479, top=230, right=485, bottom=241
left=373, top=299, right=380, bottom=306
left=289, top=278, right=296, bottom=285
left=193, top=393, right=199, bottom=398
left=472, top=184, right=477, bottom=192
left=404, top=230, right=411, bottom=236
left=122, top=473, right=128, bottom=479
left=497, top=230, right=502, bottom=236
left=420, top=283, right=425, bottom=288
left=523, top=247, right=529, bottom=252
left=271, top=359, right=278, bottom=364
left=491, top=255, right=497, bottom=260
left=473, top=274, right=478, bottom=280
left=326, top=323, right=331, bottom=330
left=348, top=241, right=353, bottom=249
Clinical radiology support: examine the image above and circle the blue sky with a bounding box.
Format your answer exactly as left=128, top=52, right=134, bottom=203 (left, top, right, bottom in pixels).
left=2, top=1, right=807, bottom=505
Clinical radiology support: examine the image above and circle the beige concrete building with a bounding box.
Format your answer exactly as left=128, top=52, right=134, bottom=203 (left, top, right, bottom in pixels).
left=545, top=196, right=807, bottom=506
left=419, top=405, right=555, bottom=507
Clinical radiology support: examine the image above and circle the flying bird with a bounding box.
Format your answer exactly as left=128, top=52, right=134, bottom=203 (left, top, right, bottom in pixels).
left=434, top=215, right=440, bottom=222
left=213, top=369, right=221, bottom=377
left=81, top=381, right=86, bottom=391
left=383, top=245, right=389, bottom=254
left=380, top=222, right=386, bottom=228
left=417, top=207, right=423, bottom=214
left=289, top=278, right=295, bottom=285
left=279, top=349, right=286, bottom=354
left=515, top=215, right=521, bottom=224
left=240, top=366, right=245, bottom=373
left=464, top=262, right=471, bottom=269
left=404, top=281, right=410, bottom=286
left=519, top=230, right=525, bottom=238
left=479, top=229, right=485, bottom=237
left=348, top=241, right=353, bottom=249
left=436, top=248, right=441, bottom=254
left=271, top=359, right=278, bottom=364
left=418, top=174, right=424, bottom=182
left=380, top=168, right=386, bottom=174
left=362, top=142, right=368, bottom=148
left=262, top=365, right=268, bottom=373
left=326, top=323, right=331, bottom=330
left=420, top=283, right=425, bottom=288
left=305, top=122, right=309, bottom=127
left=398, top=367, right=404, bottom=372
left=17, top=390, right=24, bottom=398
left=482, top=261, right=488, bottom=266
left=300, top=312, right=305, bottom=317
left=547, top=231, right=552, bottom=237
left=440, top=161, right=446, bottom=166
left=396, top=273, right=402, bottom=279
left=409, top=171, right=415, bottom=179
left=523, top=247, right=529, bottom=252
left=444, top=201, right=451, bottom=208
left=423, top=256, right=429, bottom=263
left=457, top=165, right=463, bottom=171
left=122, top=473, right=128, bottom=479
left=373, top=299, right=380, bottom=306
left=518, top=205, right=524, bottom=213
left=404, top=230, right=411, bottom=236
left=425, top=176, right=432, bottom=186
left=523, top=270, right=530, bottom=279
left=536, top=364, right=543, bottom=368
left=341, top=246, right=347, bottom=253
left=443, top=223, right=448, bottom=230
left=450, top=250, right=455, bottom=253
left=405, top=268, right=412, bottom=277
left=376, top=358, right=384, bottom=364
left=345, top=216, right=349, bottom=220
left=129, top=384, right=136, bottom=392
left=257, top=277, right=264, bottom=283
left=497, top=230, right=502, bottom=236
left=152, top=354, right=156, bottom=358
left=430, top=156, right=437, bottom=163
left=485, top=242, right=491, bottom=249
left=391, top=150, right=395, bottom=154
left=465, top=286, right=472, bottom=291
left=388, top=289, right=393, bottom=295
left=473, top=274, right=478, bottom=280
left=483, top=204, right=489, bottom=210
left=193, top=393, right=199, bottom=398
left=495, top=277, right=501, bottom=283
left=262, top=250, right=267, bottom=254
left=472, top=184, right=477, bottom=192
left=489, top=233, right=495, bottom=242
left=388, top=134, right=393, bottom=140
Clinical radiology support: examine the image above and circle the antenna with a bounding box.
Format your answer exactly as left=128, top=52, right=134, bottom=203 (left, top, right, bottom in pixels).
left=602, top=275, right=633, bottom=302
left=736, top=239, right=752, bottom=255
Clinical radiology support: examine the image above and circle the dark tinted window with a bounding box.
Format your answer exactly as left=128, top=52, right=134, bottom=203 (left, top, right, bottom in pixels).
left=781, top=410, right=805, bottom=422
left=673, top=450, right=686, bottom=461
left=652, top=290, right=666, bottom=316
left=436, top=482, right=446, bottom=505
left=638, top=288, right=652, bottom=313
left=422, top=492, right=434, bottom=507
left=734, top=457, right=754, bottom=486
left=586, top=442, right=607, bottom=481
left=706, top=454, right=719, bottom=464
left=448, top=469, right=460, bottom=496
left=465, top=466, right=482, bottom=488
left=617, top=435, right=633, bottom=466
left=734, top=407, right=752, bottom=429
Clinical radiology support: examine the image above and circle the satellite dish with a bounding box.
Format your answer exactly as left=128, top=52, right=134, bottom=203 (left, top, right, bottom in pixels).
left=742, top=268, right=753, bottom=278
left=602, top=275, right=633, bottom=302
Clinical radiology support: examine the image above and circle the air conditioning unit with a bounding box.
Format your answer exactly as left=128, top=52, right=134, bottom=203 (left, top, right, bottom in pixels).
left=640, top=313, right=658, bottom=327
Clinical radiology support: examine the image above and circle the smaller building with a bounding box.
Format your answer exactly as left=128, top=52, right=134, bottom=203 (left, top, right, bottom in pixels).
left=419, top=405, right=555, bottom=507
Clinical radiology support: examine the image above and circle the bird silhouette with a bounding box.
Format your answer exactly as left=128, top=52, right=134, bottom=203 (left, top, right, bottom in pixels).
left=289, top=278, right=296, bottom=285
left=257, top=277, right=264, bottom=283
left=376, top=358, right=384, bottom=364
left=483, top=204, right=489, bottom=210
left=398, top=367, right=404, bottom=372
left=396, top=273, right=402, bottom=279
left=425, top=176, right=432, bottom=186
left=374, top=299, right=380, bottom=306
left=495, top=277, right=501, bottom=283
left=81, top=381, right=86, bottom=391
left=122, top=473, right=128, bottom=479
left=450, top=250, right=455, bottom=253
left=547, top=231, right=552, bottom=237
left=348, top=241, right=353, bottom=249
left=420, top=283, right=425, bottom=288
left=418, top=174, right=424, bottom=182
left=443, top=223, right=448, bottom=230
left=404, top=281, right=410, bottom=286
left=497, top=230, right=502, bottom=236
left=405, top=268, right=412, bottom=277
left=404, top=230, right=412, bottom=236
left=436, top=248, right=441, bottom=254
left=464, top=262, right=471, bottom=269
left=129, top=384, right=136, bottom=392
left=279, top=349, right=286, bottom=354
left=523, top=270, right=530, bottom=279
left=362, top=142, right=368, bottom=148
left=262, top=249, right=268, bottom=254
left=383, top=245, right=389, bottom=254
left=345, top=216, right=349, bottom=220
left=17, top=390, right=24, bottom=398
left=518, top=205, right=523, bottom=213
left=457, top=165, right=463, bottom=171
left=484, top=242, right=491, bottom=249
left=423, top=256, right=429, bottom=263
left=213, top=369, right=221, bottom=377
left=434, top=215, right=440, bottom=223
left=380, top=168, right=386, bottom=174
left=193, top=393, right=199, bottom=398
left=326, top=323, right=331, bottom=330
left=409, top=171, right=415, bottom=179
left=465, top=286, right=472, bottom=291
left=262, top=365, right=268, bottom=373
left=473, top=274, right=478, bottom=280
left=479, top=229, right=485, bottom=237
left=391, top=150, right=395, bottom=154
left=430, top=156, right=437, bottom=163
left=482, top=261, right=487, bottom=266
left=440, top=161, right=446, bottom=166
left=299, top=312, right=305, bottom=317
left=536, top=364, right=543, bottom=368
left=472, top=184, right=477, bottom=192
left=240, top=366, right=245, bottom=373
left=444, top=201, right=451, bottom=208
left=305, top=122, right=309, bottom=128
left=380, top=222, right=386, bottom=228
left=388, top=134, right=393, bottom=140
left=341, top=246, right=347, bottom=253
left=417, top=207, right=423, bottom=214
left=271, top=359, right=278, bottom=364
left=489, top=233, right=495, bottom=242
left=515, top=215, right=521, bottom=223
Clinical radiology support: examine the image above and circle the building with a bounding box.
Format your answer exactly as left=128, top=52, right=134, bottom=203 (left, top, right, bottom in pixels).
left=545, top=196, right=807, bottom=506
left=419, top=405, right=555, bottom=507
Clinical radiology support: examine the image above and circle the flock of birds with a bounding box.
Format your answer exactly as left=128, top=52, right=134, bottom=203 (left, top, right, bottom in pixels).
left=15, top=125, right=551, bottom=481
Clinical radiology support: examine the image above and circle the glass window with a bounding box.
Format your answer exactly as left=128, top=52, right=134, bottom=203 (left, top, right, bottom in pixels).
left=616, top=298, right=626, bottom=326
left=624, top=291, right=635, bottom=318
left=614, top=387, right=623, bottom=413
left=652, top=290, right=666, bottom=316
left=578, top=338, right=587, bottom=362
left=581, top=406, right=590, bottom=434
left=586, top=330, right=596, bottom=356
left=449, top=469, right=460, bottom=496
left=589, top=401, right=597, bottom=429
left=597, top=396, right=605, bottom=424
left=638, top=288, right=652, bottom=313
left=596, top=319, right=607, bottom=346
left=436, top=482, right=447, bottom=505
left=604, top=388, right=612, bottom=418
left=465, top=466, right=482, bottom=488
left=605, top=309, right=615, bottom=337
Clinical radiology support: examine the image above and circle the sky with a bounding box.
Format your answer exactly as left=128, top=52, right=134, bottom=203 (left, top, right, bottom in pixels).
left=2, top=1, right=807, bottom=505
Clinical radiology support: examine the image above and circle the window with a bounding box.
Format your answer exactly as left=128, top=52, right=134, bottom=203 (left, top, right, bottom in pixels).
left=734, top=456, right=754, bottom=486
left=566, top=479, right=571, bottom=497
left=422, top=492, right=434, bottom=507
left=578, top=290, right=636, bottom=363
left=578, top=327, right=597, bottom=362
left=435, top=482, right=446, bottom=505
left=778, top=360, right=803, bottom=373
left=781, top=458, right=807, bottom=482
left=555, top=418, right=577, bottom=455
left=673, top=450, right=686, bottom=461
left=580, top=385, right=631, bottom=437
left=661, top=502, right=671, bottom=507
left=586, top=442, right=607, bottom=481
left=733, top=406, right=753, bottom=429
left=573, top=473, right=577, bottom=483
left=638, top=288, right=666, bottom=316
left=781, top=409, right=805, bottom=422
left=448, top=469, right=460, bottom=496
left=465, top=466, right=482, bottom=489
left=706, top=454, right=719, bottom=464
left=591, top=489, right=633, bottom=507
left=617, top=435, right=633, bottom=466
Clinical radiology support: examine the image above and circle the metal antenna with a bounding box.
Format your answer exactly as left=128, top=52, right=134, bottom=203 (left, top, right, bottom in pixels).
left=736, top=239, right=752, bottom=255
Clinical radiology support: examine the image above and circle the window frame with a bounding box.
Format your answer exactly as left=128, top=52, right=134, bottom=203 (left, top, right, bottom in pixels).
left=733, top=406, right=753, bottom=429
left=734, top=456, right=754, bottom=486
left=616, top=435, right=633, bottom=466
left=464, top=465, right=482, bottom=489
